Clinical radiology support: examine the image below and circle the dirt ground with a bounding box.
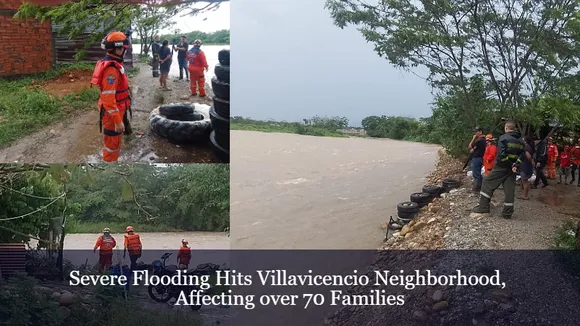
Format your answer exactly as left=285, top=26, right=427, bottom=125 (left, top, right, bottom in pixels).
left=0, top=63, right=218, bottom=163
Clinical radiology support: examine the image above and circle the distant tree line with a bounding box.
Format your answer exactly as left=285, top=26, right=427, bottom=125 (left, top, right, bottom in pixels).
left=133, top=29, right=230, bottom=45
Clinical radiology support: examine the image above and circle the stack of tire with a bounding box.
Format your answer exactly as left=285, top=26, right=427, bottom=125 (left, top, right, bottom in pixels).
left=441, top=178, right=461, bottom=192
left=396, top=202, right=419, bottom=224
left=422, top=184, right=444, bottom=198
left=209, top=49, right=230, bottom=163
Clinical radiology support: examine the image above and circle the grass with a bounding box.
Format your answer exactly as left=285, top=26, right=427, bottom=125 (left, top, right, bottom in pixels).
left=0, top=62, right=100, bottom=147
left=65, top=221, right=184, bottom=234
left=230, top=117, right=348, bottom=138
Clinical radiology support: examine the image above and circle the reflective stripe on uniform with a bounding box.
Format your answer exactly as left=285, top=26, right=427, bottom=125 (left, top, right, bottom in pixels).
left=504, top=203, right=514, bottom=206
left=101, top=90, right=116, bottom=95
left=103, top=147, right=119, bottom=153
left=480, top=192, right=491, bottom=198
left=106, top=109, right=119, bottom=114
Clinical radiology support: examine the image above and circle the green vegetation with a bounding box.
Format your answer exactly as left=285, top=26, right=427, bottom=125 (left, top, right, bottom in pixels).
left=134, top=29, right=230, bottom=46
left=230, top=116, right=350, bottom=138
left=0, top=164, right=230, bottom=244
left=0, top=274, right=202, bottom=326
left=326, top=0, right=580, bottom=157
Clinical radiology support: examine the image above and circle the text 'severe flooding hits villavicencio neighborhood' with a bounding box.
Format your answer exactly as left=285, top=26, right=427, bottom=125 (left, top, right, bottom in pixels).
left=68, top=269, right=506, bottom=309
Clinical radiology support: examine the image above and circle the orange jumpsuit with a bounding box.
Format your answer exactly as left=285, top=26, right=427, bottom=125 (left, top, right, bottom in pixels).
left=571, top=145, right=580, bottom=181
left=177, top=246, right=192, bottom=268
left=547, top=144, right=559, bottom=179
left=186, top=48, right=209, bottom=97
left=483, top=144, right=497, bottom=175
left=94, top=234, right=116, bottom=272
left=91, top=55, right=131, bottom=162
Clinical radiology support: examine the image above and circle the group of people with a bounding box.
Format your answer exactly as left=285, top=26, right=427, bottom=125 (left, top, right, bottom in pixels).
left=468, top=121, right=580, bottom=219
left=150, top=35, right=209, bottom=96
left=93, top=226, right=192, bottom=272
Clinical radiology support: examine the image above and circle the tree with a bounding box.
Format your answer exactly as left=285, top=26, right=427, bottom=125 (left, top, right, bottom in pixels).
left=15, top=0, right=227, bottom=59
left=326, top=0, right=580, bottom=136
left=133, top=5, right=178, bottom=55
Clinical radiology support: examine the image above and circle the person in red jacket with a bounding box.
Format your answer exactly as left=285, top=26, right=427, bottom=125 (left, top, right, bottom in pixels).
left=483, top=134, right=497, bottom=175
left=177, top=239, right=192, bottom=269
left=94, top=228, right=116, bottom=273
left=90, top=31, right=132, bottom=162
left=546, top=137, right=559, bottom=179
left=571, top=138, right=580, bottom=186
left=559, top=145, right=572, bottom=185
left=186, top=39, right=209, bottom=97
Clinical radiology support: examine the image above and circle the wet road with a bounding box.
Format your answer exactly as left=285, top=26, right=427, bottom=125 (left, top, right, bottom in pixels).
left=230, top=130, right=440, bottom=250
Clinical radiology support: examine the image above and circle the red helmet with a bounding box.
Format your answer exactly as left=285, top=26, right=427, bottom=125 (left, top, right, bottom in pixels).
left=125, top=226, right=134, bottom=233
left=101, top=31, right=130, bottom=50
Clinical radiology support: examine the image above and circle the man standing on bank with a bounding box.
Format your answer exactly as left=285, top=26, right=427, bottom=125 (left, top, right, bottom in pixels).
left=173, top=35, right=189, bottom=81
left=472, top=121, right=525, bottom=219
left=468, top=127, right=487, bottom=192
left=151, top=35, right=161, bottom=78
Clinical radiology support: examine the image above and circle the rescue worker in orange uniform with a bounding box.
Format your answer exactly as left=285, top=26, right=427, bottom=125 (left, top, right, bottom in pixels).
left=91, top=31, right=133, bottom=162
left=93, top=227, right=116, bottom=273
left=482, top=134, right=497, bottom=175
left=123, top=226, right=142, bottom=270
left=177, top=239, right=192, bottom=269
left=570, top=138, right=580, bottom=186
left=185, top=39, right=209, bottom=97
left=546, top=137, right=559, bottom=179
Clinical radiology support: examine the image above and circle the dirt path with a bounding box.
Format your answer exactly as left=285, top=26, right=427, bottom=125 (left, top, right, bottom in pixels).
left=0, top=62, right=217, bottom=163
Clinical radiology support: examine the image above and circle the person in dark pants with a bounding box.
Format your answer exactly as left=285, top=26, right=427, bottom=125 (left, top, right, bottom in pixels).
left=151, top=35, right=161, bottom=77
left=468, top=127, right=487, bottom=192
left=533, top=138, right=549, bottom=188
left=517, top=136, right=535, bottom=200
left=472, top=121, right=525, bottom=219
left=123, top=226, right=142, bottom=270
left=158, top=40, right=172, bottom=91
left=173, top=35, right=189, bottom=81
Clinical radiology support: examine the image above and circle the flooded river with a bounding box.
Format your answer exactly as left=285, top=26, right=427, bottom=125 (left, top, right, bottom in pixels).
left=61, top=232, right=229, bottom=267
left=230, top=130, right=440, bottom=250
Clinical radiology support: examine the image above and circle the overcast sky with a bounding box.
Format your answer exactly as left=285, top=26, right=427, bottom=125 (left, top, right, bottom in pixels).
left=160, top=2, right=230, bottom=34
left=232, top=0, right=434, bottom=127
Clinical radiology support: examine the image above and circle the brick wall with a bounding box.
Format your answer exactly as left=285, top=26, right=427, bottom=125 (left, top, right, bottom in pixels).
left=0, top=0, right=53, bottom=76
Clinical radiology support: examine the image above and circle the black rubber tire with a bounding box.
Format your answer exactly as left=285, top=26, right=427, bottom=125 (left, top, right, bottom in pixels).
left=212, top=96, right=230, bottom=117
left=214, top=129, right=230, bottom=150
left=147, top=285, right=171, bottom=303
left=410, top=192, right=432, bottom=203
left=149, top=107, right=211, bottom=144
left=159, top=103, right=194, bottom=117
left=211, top=77, right=230, bottom=100
left=397, top=211, right=417, bottom=219
left=422, top=184, right=443, bottom=196
left=174, top=113, right=202, bottom=121
left=214, top=63, right=230, bottom=83
left=210, top=107, right=229, bottom=132
left=442, top=178, right=461, bottom=189
left=218, top=49, right=230, bottom=66
left=397, top=201, right=419, bottom=213
left=210, top=131, right=229, bottom=163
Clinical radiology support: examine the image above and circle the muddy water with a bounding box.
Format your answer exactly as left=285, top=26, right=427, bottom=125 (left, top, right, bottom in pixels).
left=230, top=130, right=440, bottom=250
left=62, top=232, right=229, bottom=267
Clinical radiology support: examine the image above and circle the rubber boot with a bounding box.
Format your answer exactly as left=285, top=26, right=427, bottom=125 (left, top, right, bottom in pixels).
left=472, top=196, right=490, bottom=213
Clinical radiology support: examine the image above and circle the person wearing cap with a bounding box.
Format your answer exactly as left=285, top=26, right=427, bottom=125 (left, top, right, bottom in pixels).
left=558, top=145, right=572, bottom=184
left=483, top=134, right=497, bottom=175
left=177, top=239, right=192, bottom=269
left=472, top=121, right=525, bottom=219
left=186, top=39, right=209, bottom=97
left=570, top=138, right=580, bottom=186
left=468, top=127, right=487, bottom=191
left=173, top=35, right=189, bottom=81
left=94, top=228, right=117, bottom=273
left=532, top=137, right=549, bottom=188
left=546, top=137, right=559, bottom=180
left=123, top=226, right=142, bottom=270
